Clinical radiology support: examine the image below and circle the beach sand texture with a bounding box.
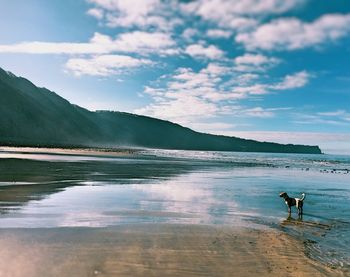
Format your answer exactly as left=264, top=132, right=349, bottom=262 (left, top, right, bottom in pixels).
left=0, top=224, right=342, bottom=277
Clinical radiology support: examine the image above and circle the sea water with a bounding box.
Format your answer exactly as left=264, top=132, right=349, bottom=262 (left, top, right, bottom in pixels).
left=0, top=148, right=349, bottom=269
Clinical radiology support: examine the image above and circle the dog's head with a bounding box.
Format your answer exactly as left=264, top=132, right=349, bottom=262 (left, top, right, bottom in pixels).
left=279, top=192, right=288, bottom=198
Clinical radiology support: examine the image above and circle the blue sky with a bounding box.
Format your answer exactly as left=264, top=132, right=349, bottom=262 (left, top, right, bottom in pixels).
left=0, top=0, right=349, bottom=153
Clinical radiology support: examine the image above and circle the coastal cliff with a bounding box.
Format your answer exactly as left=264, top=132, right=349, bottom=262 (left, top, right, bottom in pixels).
left=0, top=68, right=321, bottom=154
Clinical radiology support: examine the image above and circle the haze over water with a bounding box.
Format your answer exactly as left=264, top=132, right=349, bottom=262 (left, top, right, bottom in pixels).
left=0, top=148, right=349, bottom=269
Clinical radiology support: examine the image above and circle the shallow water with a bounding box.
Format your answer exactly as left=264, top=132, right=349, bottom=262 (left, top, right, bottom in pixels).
left=0, top=148, right=349, bottom=269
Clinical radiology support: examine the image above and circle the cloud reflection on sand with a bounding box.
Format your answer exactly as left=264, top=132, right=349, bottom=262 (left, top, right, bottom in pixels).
left=0, top=170, right=252, bottom=227
left=131, top=172, right=239, bottom=224
left=133, top=175, right=218, bottom=224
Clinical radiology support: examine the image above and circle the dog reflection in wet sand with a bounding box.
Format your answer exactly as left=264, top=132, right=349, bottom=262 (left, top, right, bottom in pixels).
left=279, top=192, right=305, bottom=219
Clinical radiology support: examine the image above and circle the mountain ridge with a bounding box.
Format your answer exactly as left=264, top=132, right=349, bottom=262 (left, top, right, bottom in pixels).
left=0, top=67, right=322, bottom=154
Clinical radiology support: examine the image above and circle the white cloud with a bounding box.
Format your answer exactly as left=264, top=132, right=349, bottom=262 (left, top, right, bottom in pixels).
left=233, top=84, right=268, bottom=95
left=135, top=95, right=220, bottom=124
left=136, top=62, right=311, bottom=125
left=235, top=73, right=260, bottom=85
left=0, top=31, right=180, bottom=78
left=0, top=40, right=106, bottom=55
left=87, top=8, right=104, bottom=19
left=229, top=71, right=310, bottom=95
left=136, top=64, right=237, bottom=123
left=202, top=63, right=231, bottom=76
left=115, top=31, right=177, bottom=55
left=225, top=17, right=258, bottom=31
left=236, top=13, right=350, bottom=50
left=87, top=0, right=163, bottom=28
left=235, top=53, right=278, bottom=66
left=65, top=54, right=153, bottom=76
left=318, top=110, right=347, bottom=117
left=181, top=0, right=302, bottom=30
left=315, top=110, right=350, bottom=123
left=182, top=28, right=200, bottom=41
left=272, top=71, right=310, bottom=90
left=87, top=0, right=184, bottom=30
left=207, top=29, right=232, bottom=39
left=243, top=107, right=275, bottom=118
left=0, top=31, right=177, bottom=56
left=292, top=112, right=350, bottom=127
left=234, top=53, right=280, bottom=72
left=185, top=44, right=225, bottom=60
left=0, top=31, right=179, bottom=78
left=138, top=63, right=311, bottom=125
left=196, top=0, right=302, bottom=15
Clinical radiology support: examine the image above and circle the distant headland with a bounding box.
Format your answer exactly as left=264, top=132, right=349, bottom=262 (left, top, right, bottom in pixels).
left=0, top=67, right=322, bottom=154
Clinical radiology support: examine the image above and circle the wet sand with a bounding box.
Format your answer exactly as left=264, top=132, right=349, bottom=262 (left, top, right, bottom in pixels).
left=0, top=146, right=137, bottom=158
left=0, top=224, right=343, bottom=277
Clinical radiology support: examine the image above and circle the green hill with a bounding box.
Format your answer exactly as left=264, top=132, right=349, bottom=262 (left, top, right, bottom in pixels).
left=0, top=67, right=322, bottom=154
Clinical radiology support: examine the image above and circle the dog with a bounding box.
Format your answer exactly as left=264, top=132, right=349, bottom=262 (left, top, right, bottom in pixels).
left=279, top=192, right=305, bottom=216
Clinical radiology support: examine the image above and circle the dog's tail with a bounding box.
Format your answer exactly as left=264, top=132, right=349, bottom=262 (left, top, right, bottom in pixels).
left=300, top=193, right=306, bottom=201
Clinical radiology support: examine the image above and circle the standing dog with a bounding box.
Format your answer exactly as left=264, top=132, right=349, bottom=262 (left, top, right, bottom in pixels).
left=279, top=192, right=305, bottom=216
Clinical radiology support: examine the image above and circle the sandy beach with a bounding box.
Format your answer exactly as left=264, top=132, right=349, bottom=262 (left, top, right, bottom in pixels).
left=0, top=224, right=342, bottom=277
left=0, top=146, right=138, bottom=158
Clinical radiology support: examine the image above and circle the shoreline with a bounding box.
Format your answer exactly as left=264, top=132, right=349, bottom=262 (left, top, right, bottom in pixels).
left=0, top=224, right=344, bottom=277
left=0, top=143, right=323, bottom=155
left=0, top=146, right=139, bottom=158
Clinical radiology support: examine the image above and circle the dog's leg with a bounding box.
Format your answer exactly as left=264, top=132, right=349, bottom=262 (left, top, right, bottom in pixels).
left=288, top=206, right=291, bottom=214
left=298, top=207, right=303, bottom=219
